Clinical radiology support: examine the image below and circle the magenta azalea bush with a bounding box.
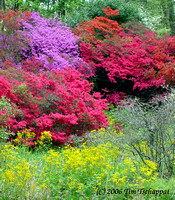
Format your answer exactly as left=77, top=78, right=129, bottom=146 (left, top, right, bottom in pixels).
left=19, top=12, right=87, bottom=71
left=0, top=64, right=108, bottom=146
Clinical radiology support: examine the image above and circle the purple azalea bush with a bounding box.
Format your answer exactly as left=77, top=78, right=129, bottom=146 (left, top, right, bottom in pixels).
left=19, top=12, right=87, bottom=71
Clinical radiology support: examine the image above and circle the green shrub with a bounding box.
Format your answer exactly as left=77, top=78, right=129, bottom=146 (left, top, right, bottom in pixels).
left=0, top=96, right=15, bottom=143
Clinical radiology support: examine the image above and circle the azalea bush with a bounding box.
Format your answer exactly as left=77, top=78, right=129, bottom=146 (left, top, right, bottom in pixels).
left=19, top=12, right=88, bottom=71
left=0, top=64, right=108, bottom=146
left=76, top=7, right=175, bottom=100
left=74, top=7, right=123, bottom=44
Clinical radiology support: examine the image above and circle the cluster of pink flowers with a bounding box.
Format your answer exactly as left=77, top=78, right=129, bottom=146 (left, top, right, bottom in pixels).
left=0, top=64, right=108, bottom=145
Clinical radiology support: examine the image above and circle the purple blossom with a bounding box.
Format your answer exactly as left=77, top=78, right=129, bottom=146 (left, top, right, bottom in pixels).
left=20, top=12, right=87, bottom=71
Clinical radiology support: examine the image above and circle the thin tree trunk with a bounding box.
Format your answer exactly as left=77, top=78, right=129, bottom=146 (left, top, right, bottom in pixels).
left=61, top=1, right=66, bottom=17
left=47, top=0, right=50, bottom=17
left=52, top=0, right=55, bottom=16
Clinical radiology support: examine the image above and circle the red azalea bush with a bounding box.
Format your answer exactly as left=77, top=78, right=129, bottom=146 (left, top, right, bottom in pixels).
left=0, top=9, right=31, bottom=65
left=0, top=9, right=30, bottom=33
left=0, top=63, right=108, bottom=146
left=80, top=35, right=166, bottom=90
left=74, top=7, right=122, bottom=44
left=75, top=7, right=175, bottom=99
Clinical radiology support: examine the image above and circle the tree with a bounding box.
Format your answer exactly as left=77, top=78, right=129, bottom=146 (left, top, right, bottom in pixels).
left=62, top=0, right=142, bottom=28
left=167, top=0, right=175, bottom=35
left=140, top=0, right=175, bottom=35
left=0, top=0, right=6, bottom=10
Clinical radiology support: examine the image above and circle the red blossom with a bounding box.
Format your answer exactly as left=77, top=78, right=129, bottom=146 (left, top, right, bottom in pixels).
left=0, top=65, right=108, bottom=146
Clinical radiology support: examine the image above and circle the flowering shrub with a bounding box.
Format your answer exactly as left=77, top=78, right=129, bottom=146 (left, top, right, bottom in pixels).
left=1, top=10, right=90, bottom=74
left=76, top=7, right=175, bottom=98
left=74, top=7, right=122, bottom=44
left=13, top=129, right=53, bottom=150
left=19, top=12, right=87, bottom=71
left=106, top=92, right=126, bottom=107
left=0, top=65, right=108, bottom=146
left=35, top=131, right=53, bottom=151
left=80, top=35, right=165, bottom=90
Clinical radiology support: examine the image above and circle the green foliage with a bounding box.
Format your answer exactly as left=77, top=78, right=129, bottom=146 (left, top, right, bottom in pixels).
left=2, top=0, right=28, bottom=11
left=13, top=83, right=28, bottom=95
left=3, top=0, right=86, bottom=19
left=0, top=128, right=12, bottom=143
left=62, top=0, right=142, bottom=27
left=0, top=96, right=12, bottom=117
left=0, top=96, right=15, bottom=143
left=132, top=0, right=174, bottom=36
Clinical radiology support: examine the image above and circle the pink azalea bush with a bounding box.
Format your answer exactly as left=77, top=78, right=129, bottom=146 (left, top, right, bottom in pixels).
left=0, top=63, right=108, bottom=146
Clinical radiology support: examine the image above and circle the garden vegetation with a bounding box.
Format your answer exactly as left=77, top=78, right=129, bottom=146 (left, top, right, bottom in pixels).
left=0, top=4, right=175, bottom=200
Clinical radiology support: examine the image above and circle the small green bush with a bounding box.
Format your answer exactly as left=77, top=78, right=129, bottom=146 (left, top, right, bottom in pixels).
left=0, top=96, right=15, bottom=143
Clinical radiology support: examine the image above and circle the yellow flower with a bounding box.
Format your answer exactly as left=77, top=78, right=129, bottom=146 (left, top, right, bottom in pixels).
left=145, top=160, right=157, bottom=170
left=40, top=183, right=47, bottom=189
left=130, top=166, right=136, bottom=172
left=110, top=120, right=115, bottom=125
left=78, top=183, right=83, bottom=191
left=99, top=128, right=106, bottom=132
